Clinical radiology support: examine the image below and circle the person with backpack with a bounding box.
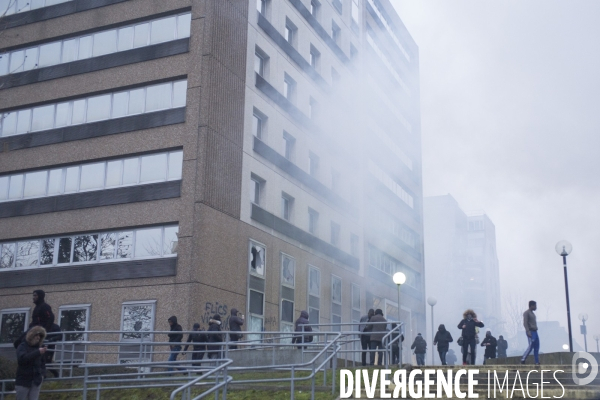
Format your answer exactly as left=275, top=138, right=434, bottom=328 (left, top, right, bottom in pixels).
left=30, top=290, right=54, bottom=331
left=481, top=330, right=498, bottom=364
left=411, top=333, right=427, bottom=366
left=433, top=324, right=453, bottom=365
left=182, top=323, right=207, bottom=373
left=457, top=309, right=484, bottom=365
left=228, top=309, right=244, bottom=350
left=292, top=310, right=313, bottom=349
left=497, top=335, right=508, bottom=358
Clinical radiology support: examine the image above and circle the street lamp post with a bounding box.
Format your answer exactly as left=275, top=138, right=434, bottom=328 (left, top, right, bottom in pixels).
left=427, top=297, right=437, bottom=365
left=555, top=240, right=574, bottom=352
left=578, top=314, right=588, bottom=352
left=594, top=334, right=600, bottom=353
left=393, top=272, right=406, bottom=365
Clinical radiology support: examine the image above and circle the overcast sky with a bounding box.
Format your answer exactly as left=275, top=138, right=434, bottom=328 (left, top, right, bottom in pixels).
left=392, top=0, right=600, bottom=346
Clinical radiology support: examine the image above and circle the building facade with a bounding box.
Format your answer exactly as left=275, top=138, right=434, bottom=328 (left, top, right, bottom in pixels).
left=0, top=0, right=424, bottom=361
left=423, top=195, right=502, bottom=361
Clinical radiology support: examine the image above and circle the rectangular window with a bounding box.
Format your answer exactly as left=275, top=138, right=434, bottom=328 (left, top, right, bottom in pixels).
left=310, top=0, right=319, bottom=18
left=249, top=241, right=265, bottom=277
left=308, top=266, right=320, bottom=328
left=351, top=0, right=359, bottom=27
left=309, top=45, right=320, bottom=70
left=59, top=305, right=90, bottom=341
left=121, top=301, right=155, bottom=341
left=283, top=75, right=295, bottom=102
left=332, top=22, right=341, bottom=45
left=254, top=52, right=264, bottom=77
left=281, top=193, right=293, bottom=222
left=308, top=208, right=318, bottom=235
left=252, top=111, right=264, bottom=139
left=256, top=0, right=266, bottom=14
left=281, top=254, right=295, bottom=288
left=0, top=308, right=29, bottom=344
left=351, top=283, right=361, bottom=326
left=282, top=131, right=295, bottom=161
left=284, top=19, right=297, bottom=46
left=330, top=222, right=340, bottom=247
left=308, top=152, right=319, bottom=177
left=331, top=275, right=342, bottom=331
left=250, top=174, right=263, bottom=205
left=333, top=0, right=342, bottom=14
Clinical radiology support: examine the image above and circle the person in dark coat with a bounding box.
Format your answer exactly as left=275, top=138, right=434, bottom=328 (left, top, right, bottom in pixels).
left=207, top=315, right=223, bottom=359
left=30, top=290, right=54, bottom=331
left=15, top=326, right=47, bottom=400
left=228, top=309, right=245, bottom=350
left=292, top=310, right=313, bottom=349
left=446, top=348, right=457, bottom=365
left=433, top=324, right=454, bottom=365
left=457, top=309, right=484, bottom=365
left=167, top=316, right=183, bottom=371
left=358, top=309, right=374, bottom=366
left=481, top=330, right=498, bottom=364
left=390, top=323, right=405, bottom=365
left=367, top=309, right=387, bottom=366
left=183, top=323, right=207, bottom=372
left=497, top=335, right=508, bottom=358
left=44, top=323, right=62, bottom=378
left=411, top=333, right=427, bottom=366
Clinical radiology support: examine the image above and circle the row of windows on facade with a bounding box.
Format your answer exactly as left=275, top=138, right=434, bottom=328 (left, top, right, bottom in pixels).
left=367, top=245, right=420, bottom=290
left=0, top=301, right=159, bottom=345
left=0, top=225, right=178, bottom=269
left=0, top=150, right=183, bottom=202
left=364, top=0, right=411, bottom=62
left=365, top=29, right=410, bottom=96
left=250, top=175, right=358, bottom=255
left=0, top=13, right=192, bottom=76
left=248, top=242, right=361, bottom=335
left=0, top=80, right=187, bottom=138
left=372, top=208, right=418, bottom=249
left=0, top=0, right=70, bottom=16
left=367, top=159, right=414, bottom=209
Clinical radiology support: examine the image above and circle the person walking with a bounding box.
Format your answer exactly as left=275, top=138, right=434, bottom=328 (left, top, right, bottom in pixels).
left=15, top=326, right=47, bottom=400
left=367, top=309, right=387, bottom=366
left=433, top=324, right=453, bottom=365
left=457, top=309, right=484, bottom=365
left=292, top=310, right=313, bottom=349
left=228, top=309, right=244, bottom=350
left=30, top=290, right=54, bottom=331
left=521, top=300, right=540, bottom=365
left=183, top=323, right=207, bottom=373
left=207, top=315, right=223, bottom=360
left=167, top=316, right=183, bottom=371
left=411, top=333, right=427, bottom=366
left=497, top=335, right=508, bottom=358
left=446, top=349, right=457, bottom=366
left=390, top=323, right=404, bottom=365
left=481, top=330, right=497, bottom=364
left=358, top=309, right=374, bottom=366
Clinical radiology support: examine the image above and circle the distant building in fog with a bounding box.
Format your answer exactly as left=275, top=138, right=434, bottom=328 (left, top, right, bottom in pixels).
left=423, top=195, right=502, bottom=348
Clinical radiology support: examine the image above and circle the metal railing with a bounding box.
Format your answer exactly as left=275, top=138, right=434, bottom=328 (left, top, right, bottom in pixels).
left=1, top=322, right=406, bottom=399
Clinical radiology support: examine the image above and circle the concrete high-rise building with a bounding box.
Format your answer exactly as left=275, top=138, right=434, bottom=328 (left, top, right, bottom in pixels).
left=423, top=195, right=502, bottom=355
left=0, top=0, right=424, bottom=361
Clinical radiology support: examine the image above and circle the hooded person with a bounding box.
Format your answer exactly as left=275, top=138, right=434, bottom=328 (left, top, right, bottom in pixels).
left=433, top=324, right=454, bottom=365
left=367, top=309, right=387, bottom=366
left=207, top=315, right=223, bottom=359
left=292, top=310, right=313, bottom=349
left=183, top=323, right=207, bottom=371
left=30, top=290, right=55, bottom=331
left=481, top=330, right=498, bottom=364
left=457, top=309, right=484, bottom=365
left=228, top=308, right=245, bottom=349
left=497, top=335, right=508, bottom=358
left=167, top=316, right=183, bottom=371
left=359, top=309, right=375, bottom=366
left=411, top=333, right=427, bottom=366
left=15, top=326, right=47, bottom=400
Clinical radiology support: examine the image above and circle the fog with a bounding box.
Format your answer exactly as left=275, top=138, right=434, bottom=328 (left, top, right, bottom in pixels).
left=393, top=0, right=600, bottom=350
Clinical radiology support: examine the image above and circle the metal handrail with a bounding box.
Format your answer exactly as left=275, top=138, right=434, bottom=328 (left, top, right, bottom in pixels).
left=169, top=359, right=233, bottom=400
